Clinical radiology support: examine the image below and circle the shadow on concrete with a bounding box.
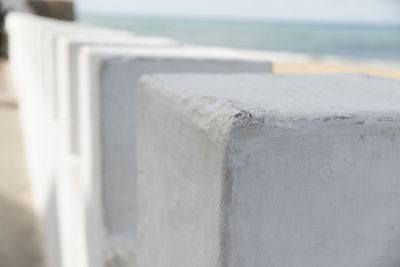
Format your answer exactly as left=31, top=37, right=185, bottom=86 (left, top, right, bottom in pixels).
left=0, top=194, right=44, bottom=267
left=42, top=182, right=62, bottom=267
left=0, top=99, right=18, bottom=109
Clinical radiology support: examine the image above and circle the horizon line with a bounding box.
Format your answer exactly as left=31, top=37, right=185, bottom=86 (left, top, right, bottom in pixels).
left=77, top=12, right=400, bottom=27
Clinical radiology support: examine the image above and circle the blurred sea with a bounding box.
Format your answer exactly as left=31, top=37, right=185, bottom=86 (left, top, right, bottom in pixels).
left=79, top=15, right=400, bottom=62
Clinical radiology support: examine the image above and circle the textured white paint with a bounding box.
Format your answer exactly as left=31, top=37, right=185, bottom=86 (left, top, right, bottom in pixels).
left=38, top=33, right=135, bottom=248
left=78, top=45, right=271, bottom=266
left=39, top=35, right=136, bottom=258
left=136, top=73, right=400, bottom=267
left=42, top=29, right=132, bottom=115
left=5, top=12, right=135, bottom=267
left=6, top=12, right=131, bottom=215
left=56, top=34, right=177, bottom=155
left=55, top=35, right=177, bottom=267
left=5, top=13, right=95, bottom=267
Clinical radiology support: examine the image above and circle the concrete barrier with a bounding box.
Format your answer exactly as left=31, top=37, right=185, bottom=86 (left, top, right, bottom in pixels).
left=77, top=45, right=271, bottom=266
left=136, top=73, right=400, bottom=267
left=55, top=36, right=178, bottom=267
left=6, top=12, right=141, bottom=267
left=41, top=28, right=132, bottom=110
left=36, top=30, right=133, bottom=218
left=7, top=10, right=400, bottom=267
left=6, top=11, right=272, bottom=267
left=6, top=12, right=132, bottom=214
left=5, top=13, right=98, bottom=267
left=6, top=13, right=123, bottom=93
left=55, top=34, right=177, bottom=155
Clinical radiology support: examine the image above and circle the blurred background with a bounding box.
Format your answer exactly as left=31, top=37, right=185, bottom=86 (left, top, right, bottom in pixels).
left=0, top=0, right=399, bottom=266
left=78, top=0, right=400, bottom=62
left=77, top=0, right=400, bottom=78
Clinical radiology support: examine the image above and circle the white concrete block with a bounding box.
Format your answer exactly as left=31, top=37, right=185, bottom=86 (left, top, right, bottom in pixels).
left=6, top=12, right=122, bottom=95
left=56, top=35, right=177, bottom=155
left=77, top=46, right=271, bottom=266
left=5, top=12, right=137, bottom=267
left=55, top=36, right=177, bottom=267
left=6, top=12, right=132, bottom=215
left=42, top=29, right=133, bottom=113
left=5, top=13, right=96, bottom=267
left=38, top=31, right=134, bottom=213
left=136, top=73, right=400, bottom=267
left=34, top=30, right=133, bottom=221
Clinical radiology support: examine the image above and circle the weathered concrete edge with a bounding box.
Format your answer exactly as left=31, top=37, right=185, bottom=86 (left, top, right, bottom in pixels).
left=136, top=73, right=400, bottom=266
left=136, top=74, right=264, bottom=266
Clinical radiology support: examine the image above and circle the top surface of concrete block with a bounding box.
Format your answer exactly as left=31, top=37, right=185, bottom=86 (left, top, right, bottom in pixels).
left=58, top=34, right=177, bottom=47
left=6, top=12, right=63, bottom=24
left=81, top=45, right=276, bottom=62
left=141, top=73, right=400, bottom=120
left=6, top=11, right=76, bottom=29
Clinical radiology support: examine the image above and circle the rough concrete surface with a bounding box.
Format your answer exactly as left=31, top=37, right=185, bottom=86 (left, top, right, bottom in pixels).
left=5, top=13, right=134, bottom=267
left=77, top=45, right=271, bottom=267
left=136, top=73, right=400, bottom=267
left=0, top=60, right=44, bottom=267
left=55, top=35, right=177, bottom=267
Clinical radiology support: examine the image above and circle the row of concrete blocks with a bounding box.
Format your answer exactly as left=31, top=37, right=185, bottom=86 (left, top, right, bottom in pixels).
left=6, top=12, right=400, bottom=267
left=5, top=12, right=273, bottom=267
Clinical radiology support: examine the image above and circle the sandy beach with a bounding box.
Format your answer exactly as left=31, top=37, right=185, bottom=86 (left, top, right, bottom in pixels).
left=274, top=61, right=400, bottom=80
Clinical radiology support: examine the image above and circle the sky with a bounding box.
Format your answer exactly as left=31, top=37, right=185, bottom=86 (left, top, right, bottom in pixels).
left=77, top=0, right=400, bottom=25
